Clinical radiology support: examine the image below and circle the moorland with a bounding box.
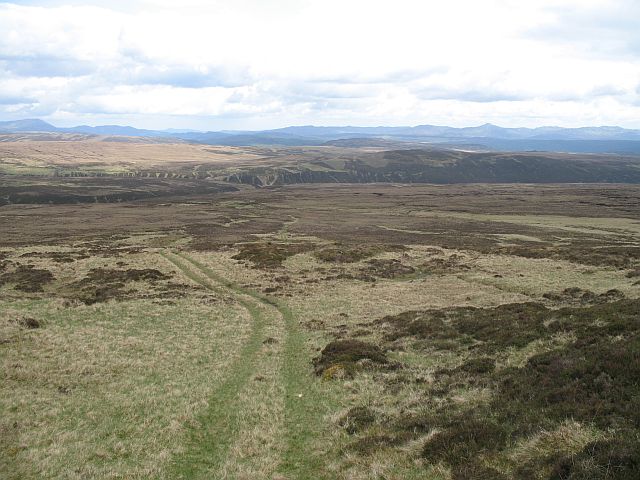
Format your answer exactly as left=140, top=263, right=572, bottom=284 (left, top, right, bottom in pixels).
left=1, top=136, right=640, bottom=479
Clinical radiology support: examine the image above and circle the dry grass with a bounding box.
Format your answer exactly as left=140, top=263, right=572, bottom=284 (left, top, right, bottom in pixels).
left=463, top=252, right=637, bottom=298
left=219, top=303, right=286, bottom=479
left=2, top=178, right=640, bottom=478
left=0, top=252, right=252, bottom=479
left=501, top=421, right=603, bottom=478
left=0, top=140, right=265, bottom=172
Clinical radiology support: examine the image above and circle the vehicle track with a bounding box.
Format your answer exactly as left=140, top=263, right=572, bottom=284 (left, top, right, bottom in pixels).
left=162, top=252, right=269, bottom=478
left=163, top=252, right=329, bottom=479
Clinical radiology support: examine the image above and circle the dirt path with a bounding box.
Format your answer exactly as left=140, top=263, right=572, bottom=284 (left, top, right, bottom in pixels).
left=162, top=251, right=331, bottom=479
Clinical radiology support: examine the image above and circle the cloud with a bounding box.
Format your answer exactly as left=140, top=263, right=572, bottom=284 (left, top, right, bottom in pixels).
left=0, top=0, right=639, bottom=129
left=116, top=65, right=253, bottom=89
left=527, top=0, right=640, bottom=58
left=0, top=55, right=96, bottom=77
left=0, top=93, right=36, bottom=105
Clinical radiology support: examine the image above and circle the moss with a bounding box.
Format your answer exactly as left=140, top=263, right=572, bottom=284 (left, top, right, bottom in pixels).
left=321, top=364, right=347, bottom=380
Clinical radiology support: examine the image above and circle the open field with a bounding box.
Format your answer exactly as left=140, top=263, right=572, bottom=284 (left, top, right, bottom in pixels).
left=2, top=141, right=640, bottom=479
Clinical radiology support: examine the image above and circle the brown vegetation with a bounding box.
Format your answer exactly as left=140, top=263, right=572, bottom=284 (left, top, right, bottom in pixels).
left=70, top=267, right=171, bottom=304
left=232, top=241, right=314, bottom=268
left=0, top=264, right=55, bottom=292
left=313, top=339, right=390, bottom=376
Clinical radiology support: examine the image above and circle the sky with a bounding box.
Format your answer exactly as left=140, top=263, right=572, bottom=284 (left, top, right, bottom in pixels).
left=0, top=0, right=639, bottom=130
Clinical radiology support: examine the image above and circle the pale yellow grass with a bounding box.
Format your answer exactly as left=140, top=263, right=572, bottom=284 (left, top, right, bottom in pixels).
left=490, top=421, right=603, bottom=479
left=408, top=210, right=640, bottom=236
left=1, top=292, right=251, bottom=479
left=0, top=141, right=264, bottom=172
left=463, top=253, right=638, bottom=298
left=496, top=332, right=577, bottom=370
left=288, top=273, right=529, bottom=329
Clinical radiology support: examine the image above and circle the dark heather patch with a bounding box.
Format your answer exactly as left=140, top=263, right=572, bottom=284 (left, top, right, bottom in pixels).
left=543, top=287, right=625, bottom=305
left=313, top=339, right=389, bottom=375
left=349, top=432, right=414, bottom=455
left=19, top=251, right=89, bottom=263
left=338, top=407, right=377, bottom=435
left=421, top=417, right=509, bottom=466
left=369, top=299, right=640, bottom=475
left=360, top=259, right=415, bottom=279
left=16, top=317, right=41, bottom=329
left=314, top=244, right=404, bottom=263
left=0, top=265, right=55, bottom=292
left=232, top=241, right=314, bottom=269
left=71, top=268, right=171, bottom=304
left=548, top=436, right=640, bottom=480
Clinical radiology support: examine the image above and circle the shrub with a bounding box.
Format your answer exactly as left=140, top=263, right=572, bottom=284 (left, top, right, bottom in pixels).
left=0, top=265, right=55, bottom=292
left=313, top=339, right=388, bottom=375
left=232, top=242, right=312, bottom=268
left=549, top=436, right=640, bottom=480
left=339, top=406, right=376, bottom=434
left=422, top=418, right=509, bottom=466
left=17, top=317, right=41, bottom=329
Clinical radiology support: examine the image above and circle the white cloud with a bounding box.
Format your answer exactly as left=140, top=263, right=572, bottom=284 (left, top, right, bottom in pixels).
left=0, top=0, right=639, bottom=129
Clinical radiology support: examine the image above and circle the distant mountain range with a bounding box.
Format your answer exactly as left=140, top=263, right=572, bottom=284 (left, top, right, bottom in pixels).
left=3, top=118, right=640, bottom=154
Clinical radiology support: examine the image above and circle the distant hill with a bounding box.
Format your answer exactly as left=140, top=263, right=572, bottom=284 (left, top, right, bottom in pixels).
left=0, top=119, right=59, bottom=132
left=2, top=118, right=640, bottom=154
left=269, top=123, right=640, bottom=141
left=0, top=132, right=184, bottom=144
left=0, top=132, right=98, bottom=142
left=62, top=124, right=166, bottom=137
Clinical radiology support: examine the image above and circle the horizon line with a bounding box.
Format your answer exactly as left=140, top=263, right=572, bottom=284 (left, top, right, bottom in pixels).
left=1, top=118, right=639, bottom=133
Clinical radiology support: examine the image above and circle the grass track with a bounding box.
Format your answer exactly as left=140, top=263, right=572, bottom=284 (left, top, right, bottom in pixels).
left=170, top=252, right=333, bottom=479
left=161, top=252, right=268, bottom=479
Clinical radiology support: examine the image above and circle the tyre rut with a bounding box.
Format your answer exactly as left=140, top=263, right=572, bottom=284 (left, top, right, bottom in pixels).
left=162, top=252, right=267, bottom=479
left=172, top=252, right=331, bottom=479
